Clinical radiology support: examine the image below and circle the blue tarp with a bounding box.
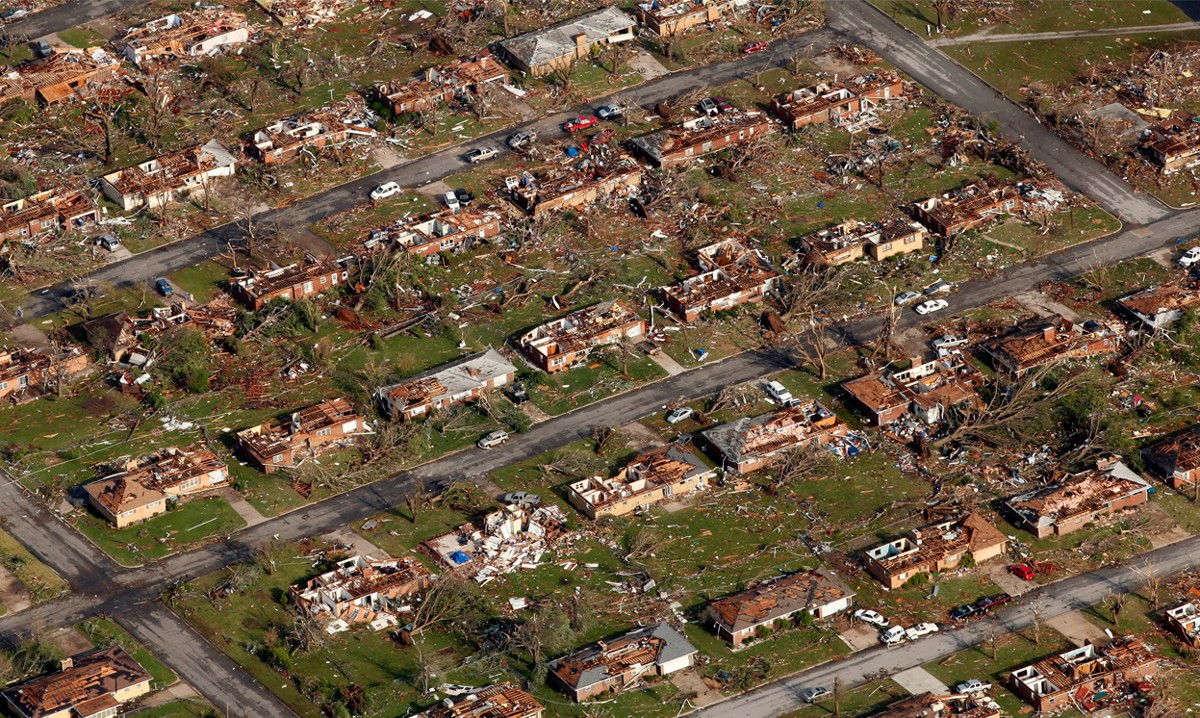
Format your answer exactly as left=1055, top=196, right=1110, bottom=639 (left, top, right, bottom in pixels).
left=449, top=551, right=471, bottom=565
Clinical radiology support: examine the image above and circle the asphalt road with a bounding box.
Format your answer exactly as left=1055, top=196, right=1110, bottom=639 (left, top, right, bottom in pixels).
left=16, top=27, right=838, bottom=320
left=827, top=0, right=1173, bottom=226
left=4, top=0, right=143, bottom=38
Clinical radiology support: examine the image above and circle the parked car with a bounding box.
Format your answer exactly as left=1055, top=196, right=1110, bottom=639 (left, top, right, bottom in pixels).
left=853, top=609, right=889, bottom=628
left=507, top=383, right=529, bottom=404
left=955, top=679, right=990, bottom=694
left=501, top=491, right=540, bottom=507
left=879, top=625, right=906, bottom=645
left=454, top=188, right=474, bottom=206
left=802, top=687, right=831, bottom=703
left=895, top=290, right=922, bottom=305
left=713, top=97, right=733, bottom=113
left=442, top=191, right=460, bottom=211
left=665, top=407, right=695, bottom=425
left=95, top=234, right=121, bottom=252
left=949, top=604, right=976, bottom=621
left=464, top=147, right=498, bottom=164
left=764, top=380, right=793, bottom=404
left=915, top=299, right=949, bottom=315
left=1010, top=563, right=1036, bottom=581
left=923, top=280, right=953, bottom=295
left=741, top=40, right=768, bottom=53
left=699, top=98, right=718, bottom=116
left=931, top=334, right=967, bottom=350
left=905, top=622, right=939, bottom=640
left=1, top=8, right=29, bottom=21
left=973, top=593, right=1013, bottom=614
left=596, top=103, right=623, bottom=120
left=32, top=40, right=52, bottom=57
left=370, top=181, right=401, bottom=200
left=507, top=130, right=537, bottom=149
left=563, top=115, right=598, bottom=133
left=155, top=278, right=173, bottom=297
left=1180, top=247, right=1200, bottom=268
left=477, top=430, right=510, bottom=449
left=440, top=684, right=478, bottom=697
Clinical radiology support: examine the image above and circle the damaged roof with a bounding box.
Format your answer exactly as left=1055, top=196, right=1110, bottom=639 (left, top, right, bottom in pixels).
left=376, top=348, right=516, bottom=411
left=418, top=682, right=544, bottom=718
left=1006, top=460, right=1150, bottom=531
left=709, top=568, right=854, bottom=633
left=549, top=621, right=696, bottom=690
left=701, top=400, right=848, bottom=465
left=3, top=646, right=151, bottom=718
left=498, top=7, right=635, bottom=68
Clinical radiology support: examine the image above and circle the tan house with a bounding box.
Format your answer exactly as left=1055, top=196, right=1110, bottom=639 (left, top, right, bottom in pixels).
left=496, top=7, right=636, bottom=76
left=229, top=259, right=349, bottom=310
left=661, top=238, right=781, bottom=322
left=629, top=110, right=773, bottom=168
left=83, top=445, right=229, bottom=528
left=706, top=569, right=854, bottom=645
left=700, top=400, right=850, bottom=474
left=507, top=156, right=642, bottom=217
left=375, top=349, right=517, bottom=421
left=1143, top=118, right=1200, bottom=174
left=797, top=217, right=928, bottom=267
left=0, top=345, right=89, bottom=403
left=416, top=683, right=543, bottom=718
left=634, top=0, right=742, bottom=38
left=3, top=646, right=154, bottom=718
left=567, top=442, right=715, bottom=519
left=248, top=96, right=376, bottom=164
left=517, top=299, right=646, bottom=373
left=99, top=140, right=237, bottom=211
left=236, top=398, right=369, bottom=473
left=910, top=179, right=1023, bottom=236
left=1004, top=459, right=1151, bottom=538
left=0, top=188, right=99, bottom=246
left=1010, top=637, right=1159, bottom=713
left=119, top=11, right=252, bottom=68
left=1143, top=424, right=1200, bottom=491
left=549, top=622, right=698, bottom=702
left=770, top=73, right=904, bottom=130
left=863, top=512, right=1008, bottom=589
left=978, top=313, right=1121, bottom=376
left=1116, top=284, right=1200, bottom=330
left=841, top=351, right=983, bottom=427
left=0, top=49, right=120, bottom=105
left=366, top=208, right=502, bottom=257
left=291, top=555, right=431, bottom=633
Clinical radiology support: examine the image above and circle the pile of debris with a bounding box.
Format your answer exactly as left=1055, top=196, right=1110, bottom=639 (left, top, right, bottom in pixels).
left=421, top=502, right=571, bottom=584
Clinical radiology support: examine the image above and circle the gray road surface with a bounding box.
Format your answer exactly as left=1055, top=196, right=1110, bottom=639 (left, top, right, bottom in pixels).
left=4, top=0, right=143, bottom=38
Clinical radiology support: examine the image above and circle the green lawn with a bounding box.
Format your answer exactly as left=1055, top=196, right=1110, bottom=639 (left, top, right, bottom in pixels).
left=870, top=0, right=1193, bottom=38
left=128, top=700, right=218, bottom=718
left=56, top=27, right=108, bottom=48
left=923, top=630, right=1074, bottom=715
left=0, top=528, right=69, bottom=602
left=77, top=618, right=179, bottom=687
left=73, top=498, right=247, bottom=566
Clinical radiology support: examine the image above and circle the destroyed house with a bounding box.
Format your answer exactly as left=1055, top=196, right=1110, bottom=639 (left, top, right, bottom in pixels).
left=706, top=569, right=854, bottom=646
left=910, top=180, right=1022, bottom=236
left=2, top=646, right=153, bottom=718
left=1143, top=119, right=1200, bottom=174
left=0, top=49, right=118, bottom=105
left=661, top=238, right=781, bottom=322
left=1165, top=602, right=1200, bottom=647
left=425, top=53, right=509, bottom=94
left=1143, top=425, right=1200, bottom=491
left=119, top=11, right=252, bottom=68
left=421, top=503, right=570, bottom=585
left=841, top=352, right=983, bottom=427
left=1003, top=460, right=1151, bottom=539
left=796, top=217, right=928, bottom=267
left=229, top=259, right=348, bottom=310
left=507, top=156, right=643, bottom=217
left=549, top=622, right=698, bottom=702
left=567, top=442, right=716, bottom=519
left=871, top=693, right=1001, bottom=718
left=375, top=348, right=517, bottom=421
left=416, top=683, right=543, bottom=718
left=291, top=555, right=431, bottom=634
left=496, top=7, right=636, bottom=76
left=99, top=139, right=237, bottom=211
left=81, top=300, right=237, bottom=364
left=770, top=72, right=904, bottom=130
left=1009, top=637, right=1159, bottom=714
left=371, top=78, right=452, bottom=116
left=634, top=0, right=742, bottom=38
left=0, top=345, right=89, bottom=403
left=863, top=512, right=1007, bottom=589
left=83, top=445, right=229, bottom=528
left=254, top=0, right=346, bottom=27
left=628, top=110, right=773, bottom=168
left=236, top=398, right=368, bottom=473
left=367, top=208, right=502, bottom=257
left=249, top=97, right=376, bottom=164
left=0, top=188, right=99, bottom=245
left=978, top=313, right=1120, bottom=376
left=1116, top=284, right=1200, bottom=330
left=700, top=400, right=849, bottom=475
left=517, top=299, right=646, bottom=373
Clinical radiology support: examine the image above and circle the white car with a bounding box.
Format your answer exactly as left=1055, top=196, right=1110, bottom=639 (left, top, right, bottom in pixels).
left=596, top=103, right=623, bottom=120
left=880, top=625, right=906, bottom=645
left=370, top=181, right=401, bottom=200
left=915, top=299, right=949, bottom=315
left=665, top=407, right=695, bottom=425
left=955, top=679, right=991, bottom=694
left=853, top=609, right=889, bottom=628
left=905, top=622, right=939, bottom=640
left=931, top=334, right=967, bottom=350
left=442, top=191, right=460, bottom=211
left=464, top=147, right=498, bottom=164
left=895, top=291, right=922, bottom=306
left=764, top=380, right=793, bottom=404
left=477, top=430, right=509, bottom=449
left=1180, top=247, right=1200, bottom=268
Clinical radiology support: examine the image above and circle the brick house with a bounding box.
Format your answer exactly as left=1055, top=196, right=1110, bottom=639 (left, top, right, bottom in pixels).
left=99, top=139, right=237, bottom=211
left=634, top=0, right=742, bottom=38
left=229, top=259, right=349, bottom=310
left=567, top=442, right=716, bottom=519
left=496, top=7, right=635, bottom=76
left=374, top=349, right=517, bottom=421
left=700, top=400, right=849, bottom=474
left=910, top=179, right=1023, bottom=237
left=1143, top=424, right=1200, bottom=491
left=549, top=622, right=697, bottom=701
left=365, top=208, right=502, bottom=257
left=236, top=398, right=369, bottom=472
left=517, top=299, right=646, bottom=373
left=1009, top=637, right=1159, bottom=714
left=0, top=188, right=99, bottom=246
left=661, top=238, right=780, bottom=322
left=291, top=555, right=431, bottom=633
left=3, top=646, right=153, bottom=718
left=1003, top=459, right=1151, bottom=538
left=796, top=217, right=928, bottom=267
left=1142, top=118, right=1200, bottom=174
left=1116, top=284, right=1200, bottom=330
left=83, top=445, right=229, bottom=528
left=0, top=49, right=120, bottom=105
left=119, top=11, right=252, bottom=68
left=248, top=96, right=376, bottom=164
left=841, top=351, right=983, bottom=427
left=0, top=345, right=89, bottom=403
left=863, top=512, right=1008, bottom=589
left=628, top=110, right=773, bottom=168
left=770, top=72, right=904, bottom=130
left=978, top=313, right=1121, bottom=376
left=706, top=569, right=855, bottom=645
left=415, top=683, right=543, bottom=718
left=507, top=157, right=642, bottom=217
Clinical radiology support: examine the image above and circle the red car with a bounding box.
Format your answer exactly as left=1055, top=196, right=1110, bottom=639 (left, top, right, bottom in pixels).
left=563, top=115, right=598, bottom=133
left=1010, top=563, right=1036, bottom=581
left=741, top=40, right=768, bottom=54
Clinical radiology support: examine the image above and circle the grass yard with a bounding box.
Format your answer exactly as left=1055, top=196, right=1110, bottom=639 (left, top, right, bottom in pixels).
left=870, top=0, right=1194, bottom=39
left=77, top=618, right=179, bottom=687
left=780, top=679, right=907, bottom=718
left=923, top=629, right=1075, bottom=715
left=0, top=528, right=69, bottom=602
left=128, top=701, right=218, bottom=718
left=73, top=497, right=247, bottom=566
